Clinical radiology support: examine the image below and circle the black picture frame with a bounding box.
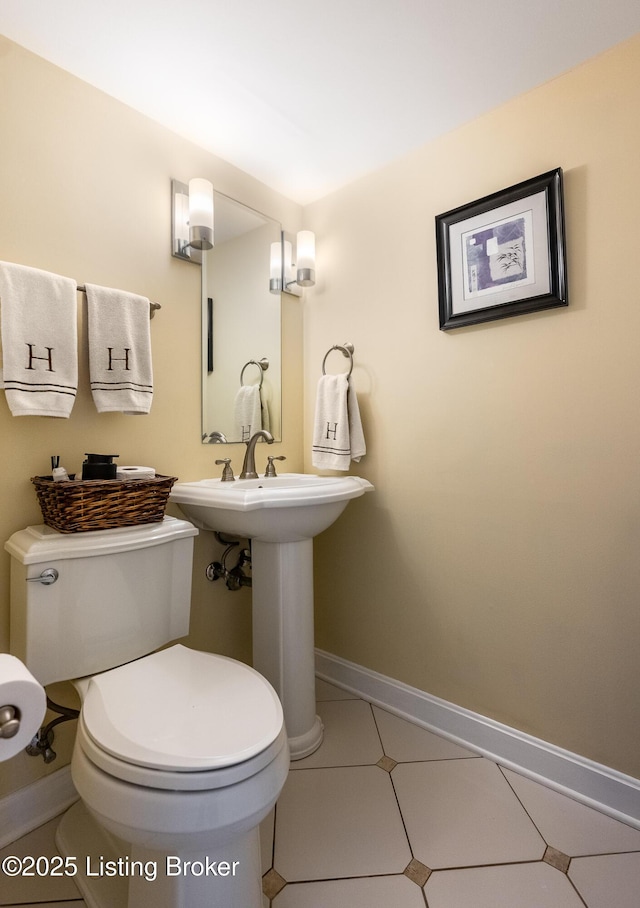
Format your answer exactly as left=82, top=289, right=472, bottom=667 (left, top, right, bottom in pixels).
left=436, top=168, right=567, bottom=330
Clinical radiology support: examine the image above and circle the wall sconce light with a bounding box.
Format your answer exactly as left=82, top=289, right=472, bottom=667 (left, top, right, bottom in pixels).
left=171, top=178, right=214, bottom=264
left=269, top=230, right=316, bottom=296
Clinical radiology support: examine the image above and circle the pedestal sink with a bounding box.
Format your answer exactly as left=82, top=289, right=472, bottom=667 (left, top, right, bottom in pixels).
left=170, top=474, right=373, bottom=759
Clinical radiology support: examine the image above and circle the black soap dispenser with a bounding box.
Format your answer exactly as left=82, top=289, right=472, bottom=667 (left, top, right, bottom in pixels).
left=82, top=453, right=119, bottom=480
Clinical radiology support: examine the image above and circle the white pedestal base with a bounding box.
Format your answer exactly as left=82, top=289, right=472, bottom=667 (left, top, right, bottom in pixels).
left=251, top=538, right=324, bottom=760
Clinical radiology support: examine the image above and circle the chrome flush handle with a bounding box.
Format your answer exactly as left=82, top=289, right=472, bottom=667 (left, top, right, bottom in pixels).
left=26, top=568, right=59, bottom=585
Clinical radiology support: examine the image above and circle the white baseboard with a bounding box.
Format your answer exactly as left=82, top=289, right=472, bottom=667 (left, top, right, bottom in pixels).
left=0, top=766, right=78, bottom=849
left=315, top=649, right=640, bottom=830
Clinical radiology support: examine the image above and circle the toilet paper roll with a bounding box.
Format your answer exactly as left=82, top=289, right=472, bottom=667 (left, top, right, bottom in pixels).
left=116, top=466, right=156, bottom=480
left=0, top=654, right=46, bottom=762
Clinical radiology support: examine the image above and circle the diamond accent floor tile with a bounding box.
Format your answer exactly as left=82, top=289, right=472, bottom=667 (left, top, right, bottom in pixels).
left=393, top=758, right=545, bottom=868
left=272, top=873, right=426, bottom=907
left=425, top=861, right=586, bottom=908
left=543, top=845, right=570, bottom=873
left=262, top=868, right=287, bottom=899
left=274, top=765, right=411, bottom=881
left=503, top=768, right=640, bottom=855
left=404, top=857, right=431, bottom=886
left=377, top=754, right=398, bottom=772
left=568, top=851, right=640, bottom=908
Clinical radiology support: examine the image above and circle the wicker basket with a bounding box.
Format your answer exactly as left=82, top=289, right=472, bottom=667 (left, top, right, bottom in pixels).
left=31, top=474, right=178, bottom=533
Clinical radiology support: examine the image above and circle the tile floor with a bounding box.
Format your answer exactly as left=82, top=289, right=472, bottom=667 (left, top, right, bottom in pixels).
left=3, top=679, right=640, bottom=907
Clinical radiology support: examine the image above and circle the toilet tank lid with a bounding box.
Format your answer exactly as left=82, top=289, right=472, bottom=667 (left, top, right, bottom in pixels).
left=4, top=516, right=198, bottom=564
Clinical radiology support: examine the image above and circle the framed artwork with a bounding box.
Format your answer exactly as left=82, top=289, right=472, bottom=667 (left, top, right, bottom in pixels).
left=436, top=168, right=567, bottom=330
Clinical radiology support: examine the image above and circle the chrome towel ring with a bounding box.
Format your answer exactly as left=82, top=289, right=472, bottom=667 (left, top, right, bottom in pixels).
left=240, top=357, right=269, bottom=388
left=322, top=342, right=354, bottom=378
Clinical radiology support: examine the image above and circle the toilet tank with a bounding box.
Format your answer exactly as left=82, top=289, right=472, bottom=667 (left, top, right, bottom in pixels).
left=5, top=517, right=198, bottom=686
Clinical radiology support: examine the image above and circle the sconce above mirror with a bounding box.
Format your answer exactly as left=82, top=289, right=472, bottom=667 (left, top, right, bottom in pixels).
left=201, top=193, right=282, bottom=444
left=172, top=178, right=214, bottom=264
left=269, top=230, right=316, bottom=297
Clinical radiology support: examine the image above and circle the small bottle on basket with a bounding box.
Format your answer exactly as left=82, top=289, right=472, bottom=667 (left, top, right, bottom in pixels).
left=50, top=456, right=69, bottom=481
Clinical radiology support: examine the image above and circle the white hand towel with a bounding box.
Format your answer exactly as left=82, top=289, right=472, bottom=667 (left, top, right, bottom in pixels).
left=85, top=284, right=153, bottom=415
left=312, top=373, right=366, bottom=471
left=234, top=384, right=262, bottom=441
left=0, top=261, right=78, bottom=417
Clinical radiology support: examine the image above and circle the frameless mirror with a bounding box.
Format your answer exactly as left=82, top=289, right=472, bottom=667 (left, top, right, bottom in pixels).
left=201, top=193, right=282, bottom=443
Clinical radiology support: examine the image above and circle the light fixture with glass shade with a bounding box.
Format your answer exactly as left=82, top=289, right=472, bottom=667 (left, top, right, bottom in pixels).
left=171, top=178, right=214, bottom=264
left=269, top=230, right=316, bottom=296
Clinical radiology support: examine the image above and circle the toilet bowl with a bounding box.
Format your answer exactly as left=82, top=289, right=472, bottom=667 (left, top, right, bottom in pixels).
left=61, top=646, right=289, bottom=908
left=5, top=518, right=289, bottom=908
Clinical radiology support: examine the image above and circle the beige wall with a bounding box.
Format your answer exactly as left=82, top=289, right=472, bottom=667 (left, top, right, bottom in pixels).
left=0, top=38, right=303, bottom=797
left=2, top=28, right=639, bottom=808
left=304, top=34, right=640, bottom=778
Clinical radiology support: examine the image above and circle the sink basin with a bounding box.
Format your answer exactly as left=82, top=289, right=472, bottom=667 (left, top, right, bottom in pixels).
left=170, top=473, right=373, bottom=542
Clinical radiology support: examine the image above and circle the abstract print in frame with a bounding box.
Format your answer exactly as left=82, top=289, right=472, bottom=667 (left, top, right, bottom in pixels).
left=436, top=168, right=567, bottom=330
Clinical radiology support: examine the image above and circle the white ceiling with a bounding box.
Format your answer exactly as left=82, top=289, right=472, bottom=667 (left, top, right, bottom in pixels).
left=2, top=1, right=639, bottom=204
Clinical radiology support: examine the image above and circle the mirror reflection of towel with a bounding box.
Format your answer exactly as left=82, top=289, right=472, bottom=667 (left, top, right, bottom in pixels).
left=234, top=384, right=262, bottom=441
left=312, top=373, right=366, bottom=470
left=261, top=393, right=271, bottom=433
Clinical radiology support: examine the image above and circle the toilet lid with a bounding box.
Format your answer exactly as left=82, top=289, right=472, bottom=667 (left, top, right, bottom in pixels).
left=81, top=645, right=283, bottom=772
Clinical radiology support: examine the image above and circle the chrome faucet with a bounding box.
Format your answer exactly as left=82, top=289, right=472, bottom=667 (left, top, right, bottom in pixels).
left=239, top=430, right=274, bottom=479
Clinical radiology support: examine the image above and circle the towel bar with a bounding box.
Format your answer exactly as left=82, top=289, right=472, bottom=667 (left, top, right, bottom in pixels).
left=76, top=285, right=161, bottom=318
left=322, top=342, right=354, bottom=378
left=240, top=357, right=269, bottom=387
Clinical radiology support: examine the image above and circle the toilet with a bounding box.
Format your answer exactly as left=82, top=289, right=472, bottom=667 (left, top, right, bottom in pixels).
left=5, top=516, right=289, bottom=908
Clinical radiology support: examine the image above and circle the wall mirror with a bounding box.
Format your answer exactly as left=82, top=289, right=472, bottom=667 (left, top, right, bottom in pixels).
left=201, top=193, right=282, bottom=443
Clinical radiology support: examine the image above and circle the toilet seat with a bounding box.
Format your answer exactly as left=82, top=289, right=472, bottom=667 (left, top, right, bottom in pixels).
left=75, top=719, right=288, bottom=791
left=76, top=644, right=284, bottom=788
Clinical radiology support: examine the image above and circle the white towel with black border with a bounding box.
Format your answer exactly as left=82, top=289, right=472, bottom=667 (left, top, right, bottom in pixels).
left=0, top=261, right=78, bottom=417
left=312, top=373, right=366, bottom=470
left=85, top=283, right=153, bottom=414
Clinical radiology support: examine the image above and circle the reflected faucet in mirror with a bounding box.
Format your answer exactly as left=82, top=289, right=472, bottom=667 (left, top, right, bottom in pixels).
left=203, top=431, right=228, bottom=444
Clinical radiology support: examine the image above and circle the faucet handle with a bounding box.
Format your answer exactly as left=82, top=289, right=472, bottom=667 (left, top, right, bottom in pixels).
left=264, top=455, right=286, bottom=478
left=215, top=458, right=235, bottom=482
